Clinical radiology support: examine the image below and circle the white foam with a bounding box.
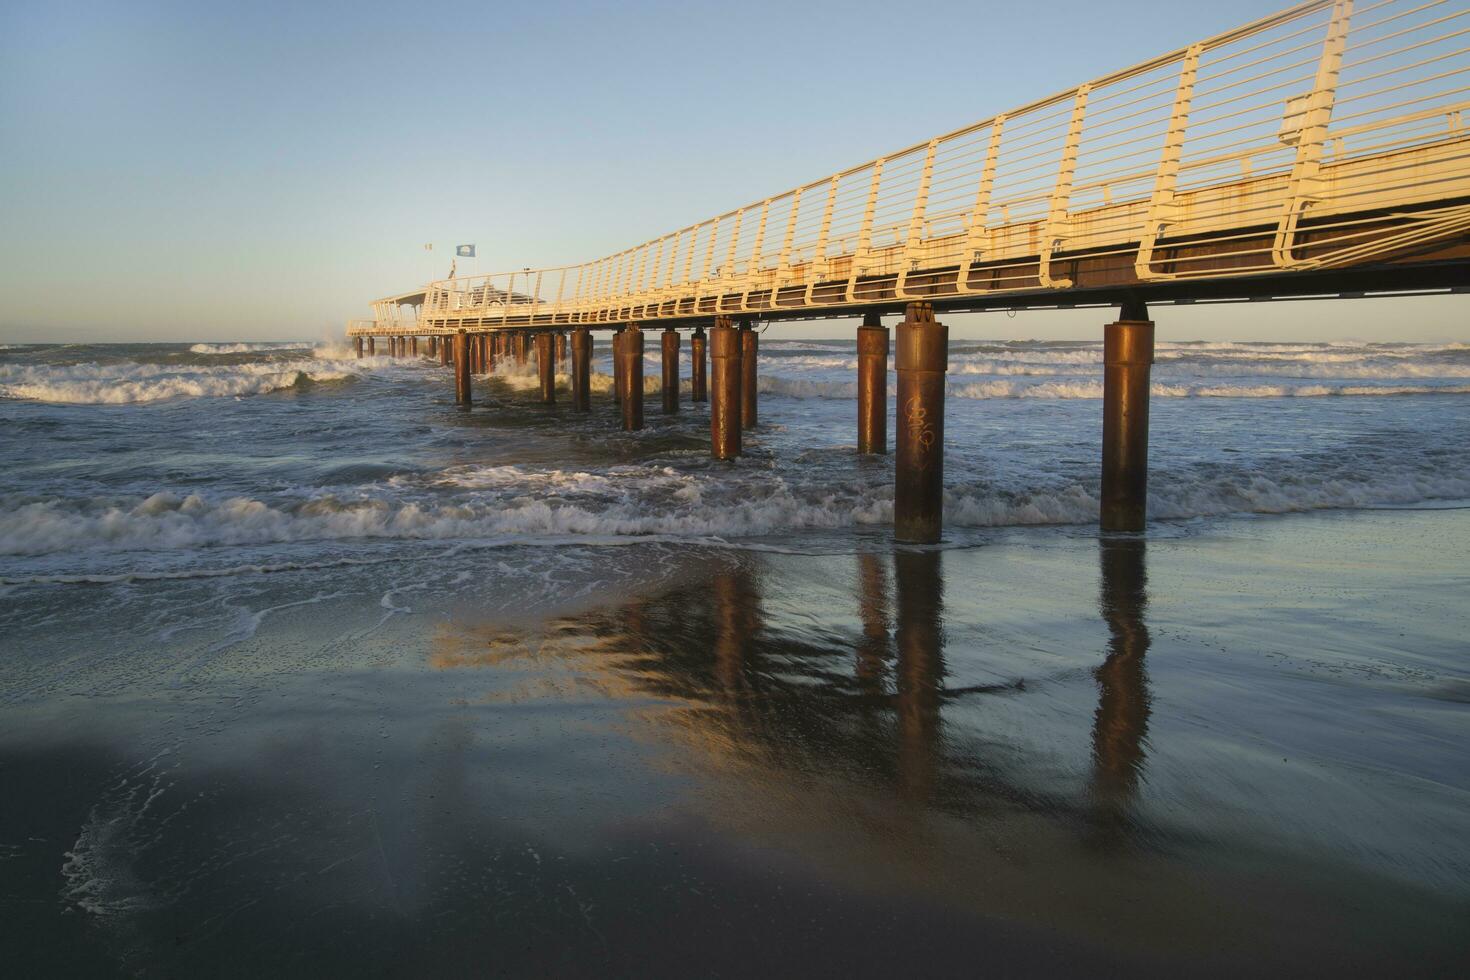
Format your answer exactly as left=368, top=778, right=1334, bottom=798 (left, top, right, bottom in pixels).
left=187, top=342, right=312, bottom=354
left=0, top=354, right=379, bottom=404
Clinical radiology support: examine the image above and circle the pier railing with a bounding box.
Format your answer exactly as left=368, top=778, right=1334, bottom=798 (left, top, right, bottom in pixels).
left=350, top=0, right=1470, bottom=335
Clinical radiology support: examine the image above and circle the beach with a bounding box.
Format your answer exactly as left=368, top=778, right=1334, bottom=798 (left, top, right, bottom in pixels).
left=2, top=339, right=1468, bottom=974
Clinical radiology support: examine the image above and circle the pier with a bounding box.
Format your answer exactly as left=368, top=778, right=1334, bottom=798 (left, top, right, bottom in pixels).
left=348, top=0, right=1470, bottom=539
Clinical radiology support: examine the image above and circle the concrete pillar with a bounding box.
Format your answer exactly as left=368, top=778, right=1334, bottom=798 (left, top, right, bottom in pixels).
left=739, top=319, right=758, bottom=430
left=895, top=302, right=947, bottom=544
left=661, top=328, right=680, bottom=414
left=536, top=333, right=556, bottom=404
left=1101, top=306, right=1154, bottom=533
left=619, top=324, right=644, bottom=430
left=453, top=330, right=471, bottom=407
left=354, top=337, right=364, bottom=359
left=571, top=328, right=591, bottom=412
left=710, top=316, right=742, bottom=460
left=857, top=310, right=888, bottom=454
left=691, top=325, right=708, bottom=402
left=555, top=331, right=567, bottom=371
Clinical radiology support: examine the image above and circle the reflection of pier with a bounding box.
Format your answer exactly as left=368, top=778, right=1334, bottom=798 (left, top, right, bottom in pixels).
left=490, top=542, right=1153, bottom=828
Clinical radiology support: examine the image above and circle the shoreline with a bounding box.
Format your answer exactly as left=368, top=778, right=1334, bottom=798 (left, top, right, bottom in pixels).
left=4, top=505, right=1468, bottom=974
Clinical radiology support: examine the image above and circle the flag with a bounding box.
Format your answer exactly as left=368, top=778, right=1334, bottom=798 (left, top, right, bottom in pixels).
left=456, top=244, right=476, bottom=257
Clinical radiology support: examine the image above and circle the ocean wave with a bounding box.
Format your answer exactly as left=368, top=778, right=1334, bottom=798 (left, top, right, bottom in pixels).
left=0, top=356, right=376, bottom=404
left=7, top=451, right=1469, bottom=558
left=187, top=342, right=312, bottom=354
left=755, top=374, right=1470, bottom=400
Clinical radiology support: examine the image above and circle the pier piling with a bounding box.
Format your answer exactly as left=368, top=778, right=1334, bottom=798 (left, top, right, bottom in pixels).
left=619, top=324, right=644, bottom=431
left=367, top=337, right=375, bottom=356
left=691, top=325, right=707, bottom=402
left=612, top=328, right=623, bottom=405
left=453, top=330, right=472, bottom=407
left=857, top=311, right=888, bottom=454
left=515, top=332, right=529, bottom=367
left=739, top=319, right=758, bottom=430
left=571, top=328, right=591, bottom=412
left=556, top=332, right=568, bottom=370
left=1100, top=303, right=1154, bottom=533
left=411, top=337, right=419, bottom=357
left=661, top=328, right=680, bottom=414
left=536, top=333, right=556, bottom=403
left=895, top=302, right=947, bottom=544
left=354, top=337, right=364, bottom=359
left=440, top=337, right=450, bottom=366
left=710, top=316, right=742, bottom=460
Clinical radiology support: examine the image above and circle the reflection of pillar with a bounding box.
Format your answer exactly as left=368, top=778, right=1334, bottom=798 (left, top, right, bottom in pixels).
left=712, top=566, right=761, bottom=696
left=856, top=552, right=890, bottom=696
left=1090, top=537, right=1151, bottom=818
left=894, top=549, right=944, bottom=800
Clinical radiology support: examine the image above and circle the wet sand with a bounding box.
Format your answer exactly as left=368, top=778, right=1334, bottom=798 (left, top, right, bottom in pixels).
left=3, top=508, right=1468, bottom=976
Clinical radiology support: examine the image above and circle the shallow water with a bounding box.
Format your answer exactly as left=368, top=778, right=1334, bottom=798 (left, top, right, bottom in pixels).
left=2, top=338, right=1468, bottom=974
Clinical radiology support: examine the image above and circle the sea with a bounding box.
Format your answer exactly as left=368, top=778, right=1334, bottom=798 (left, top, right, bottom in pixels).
left=2, top=336, right=1468, bottom=975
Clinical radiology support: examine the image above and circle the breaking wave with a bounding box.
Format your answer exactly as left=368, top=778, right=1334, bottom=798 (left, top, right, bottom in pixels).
left=187, top=342, right=312, bottom=354
left=0, top=356, right=376, bottom=404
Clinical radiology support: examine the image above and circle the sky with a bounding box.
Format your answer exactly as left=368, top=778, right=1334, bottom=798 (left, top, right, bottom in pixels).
left=1, top=0, right=1465, bottom=344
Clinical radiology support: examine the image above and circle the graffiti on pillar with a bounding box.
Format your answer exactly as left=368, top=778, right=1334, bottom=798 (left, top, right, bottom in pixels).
left=904, top=394, right=936, bottom=464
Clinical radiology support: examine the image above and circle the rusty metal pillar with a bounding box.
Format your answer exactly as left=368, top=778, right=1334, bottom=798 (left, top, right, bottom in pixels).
left=515, top=331, right=529, bottom=367
left=367, top=337, right=376, bottom=356
left=857, top=311, right=888, bottom=454
left=453, top=330, right=471, bottom=407
left=536, top=333, right=556, bottom=404
left=710, top=316, right=742, bottom=460
left=611, top=328, right=623, bottom=405
left=354, top=337, right=363, bottom=359
left=739, top=319, right=758, bottom=430
left=440, top=337, right=450, bottom=366
left=661, top=328, right=680, bottom=414
left=895, top=302, right=947, bottom=544
left=411, top=336, right=419, bottom=357
left=619, top=324, right=644, bottom=431
left=1101, top=303, right=1154, bottom=533
left=555, top=331, right=567, bottom=371
left=571, top=328, right=591, bottom=412
left=691, top=325, right=708, bottom=402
